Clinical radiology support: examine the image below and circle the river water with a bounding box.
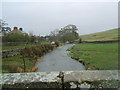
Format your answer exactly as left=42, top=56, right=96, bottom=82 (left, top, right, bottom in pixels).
left=35, top=44, right=85, bottom=72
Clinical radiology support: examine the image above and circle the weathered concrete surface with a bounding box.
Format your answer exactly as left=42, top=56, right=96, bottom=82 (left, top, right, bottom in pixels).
left=0, top=70, right=119, bottom=89
left=1, top=72, right=61, bottom=88
left=64, top=70, right=118, bottom=82
left=64, top=70, right=119, bottom=88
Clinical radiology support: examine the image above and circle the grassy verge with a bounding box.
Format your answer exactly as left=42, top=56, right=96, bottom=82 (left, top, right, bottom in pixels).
left=2, top=55, right=35, bottom=73
left=68, top=43, right=118, bottom=70
left=2, top=43, right=55, bottom=73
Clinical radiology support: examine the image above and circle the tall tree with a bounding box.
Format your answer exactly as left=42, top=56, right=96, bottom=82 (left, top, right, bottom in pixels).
left=47, top=24, right=79, bottom=43
left=58, top=24, right=79, bottom=42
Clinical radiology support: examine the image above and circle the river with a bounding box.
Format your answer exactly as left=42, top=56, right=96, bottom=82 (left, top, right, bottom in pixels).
left=35, top=44, right=85, bottom=72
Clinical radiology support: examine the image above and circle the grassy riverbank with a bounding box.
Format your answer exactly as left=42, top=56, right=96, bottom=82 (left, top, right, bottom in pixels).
left=2, top=43, right=55, bottom=73
left=2, top=55, right=34, bottom=73
left=68, top=43, right=118, bottom=70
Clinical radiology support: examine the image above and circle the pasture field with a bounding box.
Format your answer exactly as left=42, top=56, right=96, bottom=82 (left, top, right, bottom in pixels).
left=68, top=43, right=118, bottom=70
left=80, top=28, right=119, bottom=41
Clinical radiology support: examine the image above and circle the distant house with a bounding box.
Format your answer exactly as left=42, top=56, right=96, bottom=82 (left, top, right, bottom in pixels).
left=7, top=27, right=24, bottom=35
left=65, top=41, right=69, bottom=44
left=51, top=41, right=55, bottom=45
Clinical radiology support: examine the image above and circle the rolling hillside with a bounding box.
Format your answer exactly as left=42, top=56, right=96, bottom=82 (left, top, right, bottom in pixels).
left=80, top=28, right=119, bottom=41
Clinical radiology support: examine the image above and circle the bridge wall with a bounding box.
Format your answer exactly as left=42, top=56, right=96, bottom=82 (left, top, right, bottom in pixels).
left=1, top=70, right=119, bottom=89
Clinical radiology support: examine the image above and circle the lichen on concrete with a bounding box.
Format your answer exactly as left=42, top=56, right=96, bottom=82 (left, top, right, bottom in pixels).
left=1, top=72, right=61, bottom=85
left=0, top=70, right=119, bottom=89
left=63, top=70, right=119, bottom=88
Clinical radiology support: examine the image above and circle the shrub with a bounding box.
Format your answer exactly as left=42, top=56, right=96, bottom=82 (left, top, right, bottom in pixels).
left=3, top=33, right=30, bottom=42
left=55, top=41, right=59, bottom=47
left=20, top=43, right=55, bottom=72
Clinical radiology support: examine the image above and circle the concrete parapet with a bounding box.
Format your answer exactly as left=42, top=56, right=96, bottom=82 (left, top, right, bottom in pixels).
left=0, top=70, right=119, bottom=89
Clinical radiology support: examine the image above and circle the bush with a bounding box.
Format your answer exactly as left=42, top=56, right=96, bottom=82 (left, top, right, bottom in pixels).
left=22, top=44, right=54, bottom=57
left=3, top=33, right=30, bottom=42
left=55, top=41, right=59, bottom=47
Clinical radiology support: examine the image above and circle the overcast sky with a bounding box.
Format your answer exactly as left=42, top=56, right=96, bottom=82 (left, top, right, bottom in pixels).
left=1, top=1, right=118, bottom=36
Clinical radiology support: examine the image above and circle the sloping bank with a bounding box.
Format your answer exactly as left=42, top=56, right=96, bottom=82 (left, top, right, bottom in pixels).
left=67, top=43, right=118, bottom=70
left=2, top=43, right=56, bottom=73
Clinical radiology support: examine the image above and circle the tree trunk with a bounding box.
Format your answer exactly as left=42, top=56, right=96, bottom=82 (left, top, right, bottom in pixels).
left=23, top=58, right=26, bottom=72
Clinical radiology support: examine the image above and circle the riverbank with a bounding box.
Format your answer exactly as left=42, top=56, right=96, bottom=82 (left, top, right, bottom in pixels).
left=68, top=43, right=118, bottom=70
left=2, top=43, right=55, bottom=73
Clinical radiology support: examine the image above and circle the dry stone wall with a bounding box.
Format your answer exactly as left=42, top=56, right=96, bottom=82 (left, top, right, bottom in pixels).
left=2, top=48, right=24, bottom=58
left=82, top=40, right=120, bottom=44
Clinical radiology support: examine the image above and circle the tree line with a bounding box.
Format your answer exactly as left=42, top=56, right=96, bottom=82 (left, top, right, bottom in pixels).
left=45, top=24, right=79, bottom=43
left=0, top=19, right=80, bottom=43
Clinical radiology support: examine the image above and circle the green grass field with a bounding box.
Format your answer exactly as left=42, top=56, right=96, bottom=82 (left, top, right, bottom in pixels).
left=2, top=55, right=34, bottom=73
left=80, top=28, right=119, bottom=41
left=2, top=42, right=49, bottom=50
left=69, top=43, right=118, bottom=70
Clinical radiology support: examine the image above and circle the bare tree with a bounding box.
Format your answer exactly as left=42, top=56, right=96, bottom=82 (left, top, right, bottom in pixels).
left=0, top=19, right=11, bottom=36
left=0, top=19, right=8, bottom=30
left=49, top=29, right=59, bottom=42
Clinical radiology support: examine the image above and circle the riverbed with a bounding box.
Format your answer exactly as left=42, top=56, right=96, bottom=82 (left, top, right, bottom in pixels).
left=35, top=44, right=85, bottom=72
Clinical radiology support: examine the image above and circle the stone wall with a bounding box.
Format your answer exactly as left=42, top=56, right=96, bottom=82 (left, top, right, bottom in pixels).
left=3, top=42, right=26, bottom=46
left=2, top=48, right=23, bottom=58
left=1, top=70, right=119, bottom=89
left=82, top=40, right=120, bottom=44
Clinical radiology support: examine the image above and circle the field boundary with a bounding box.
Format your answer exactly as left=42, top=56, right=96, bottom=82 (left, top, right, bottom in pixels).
left=81, top=40, right=120, bottom=43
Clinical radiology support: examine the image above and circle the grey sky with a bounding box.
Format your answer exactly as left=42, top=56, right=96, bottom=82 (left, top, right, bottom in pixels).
left=2, top=2, right=118, bottom=36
